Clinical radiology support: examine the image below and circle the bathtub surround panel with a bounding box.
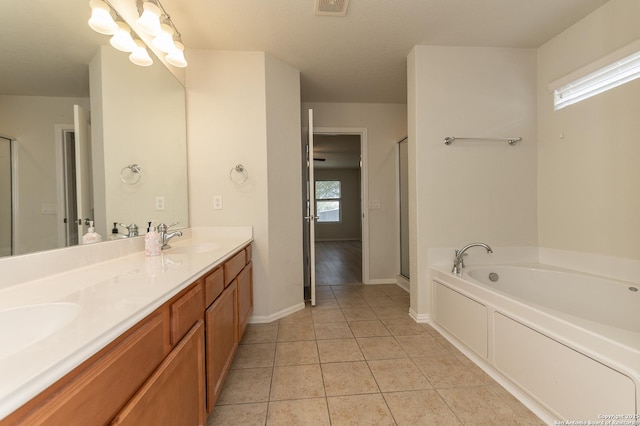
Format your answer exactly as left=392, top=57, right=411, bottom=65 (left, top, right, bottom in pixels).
left=432, top=283, right=488, bottom=358
left=494, top=313, right=636, bottom=420
left=408, top=45, right=538, bottom=318
left=539, top=246, right=640, bottom=285
left=186, top=50, right=302, bottom=321
left=537, top=0, right=640, bottom=261
left=430, top=265, right=639, bottom=422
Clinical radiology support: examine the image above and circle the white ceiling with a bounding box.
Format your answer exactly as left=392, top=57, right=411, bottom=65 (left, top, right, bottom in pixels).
left=162, top=0, right=609, bottom=103
left=1, top=0, right=608, bottom=102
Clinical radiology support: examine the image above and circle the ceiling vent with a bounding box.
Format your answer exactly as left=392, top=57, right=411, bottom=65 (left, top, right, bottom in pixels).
left=315, top=0, right=350, bottom=16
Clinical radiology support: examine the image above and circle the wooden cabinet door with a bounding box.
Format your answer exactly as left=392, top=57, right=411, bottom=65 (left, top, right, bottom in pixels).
left=237, top=261, right=253, bottom=340
left=111, top=321, right=206, bottom=426
left=205, top=281, right=238, bottom=413
left=4, top=313, right=168, bottom=426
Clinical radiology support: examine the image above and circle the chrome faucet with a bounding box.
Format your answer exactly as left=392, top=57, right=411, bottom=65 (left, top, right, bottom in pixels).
left=451, top=243, right=493, bottom=275
left=158, top=222, right=183, bottom=250
left=118, top=223, right=139, bottom=238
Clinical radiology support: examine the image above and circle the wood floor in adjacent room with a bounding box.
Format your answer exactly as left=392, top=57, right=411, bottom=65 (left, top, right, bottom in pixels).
left=315, top=240, right=362, bottom=285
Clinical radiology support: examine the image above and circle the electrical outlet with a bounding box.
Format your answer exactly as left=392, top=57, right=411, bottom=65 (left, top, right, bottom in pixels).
left=213, top=195, right=223, bottom=210
left=155, top=196, right=165, bottom=211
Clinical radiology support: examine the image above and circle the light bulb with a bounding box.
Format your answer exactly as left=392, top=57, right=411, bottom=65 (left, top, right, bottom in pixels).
left=166, top=41, right=187, bottom=68
left=152, top=24, right=176, bottom=54
left=136, top=2, right=162, bottom=36
left=88, top=0, right=118, bottom=35
left=110, top=22, right=137, bottom=53
left=129, top=40, right=154, bottom=66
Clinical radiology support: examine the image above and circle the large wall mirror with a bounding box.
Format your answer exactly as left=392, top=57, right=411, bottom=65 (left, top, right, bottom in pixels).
left=0, top=1, right=188, bottom=257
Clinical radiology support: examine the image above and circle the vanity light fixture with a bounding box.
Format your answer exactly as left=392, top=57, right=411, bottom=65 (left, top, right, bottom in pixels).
left=135, top=0, right=188, bottom=68
left=129, top=40, right=154, bottom=66
left=152, top=23, right=177, bottom=53
left=88, top=0, right=187, bottom=68
left=109, top=21, right=137, bottom=53
left=88, top=0, right=154, bottom=67
left=88, top=0, right=118, bottom=35
left=136, top=2, right=163, bottom=36
left=166, top=41, right=187, bottom=68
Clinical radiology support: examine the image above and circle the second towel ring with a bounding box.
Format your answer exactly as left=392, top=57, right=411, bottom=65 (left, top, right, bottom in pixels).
left=229, top=164, right=248, bottom=184
left=120, top=164, right=142, bottom=185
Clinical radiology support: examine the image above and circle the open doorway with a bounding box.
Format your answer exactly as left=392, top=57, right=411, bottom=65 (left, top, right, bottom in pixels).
left=302, top=118, right=369, bottom=304
left=313, top=134, right=362, bottom=286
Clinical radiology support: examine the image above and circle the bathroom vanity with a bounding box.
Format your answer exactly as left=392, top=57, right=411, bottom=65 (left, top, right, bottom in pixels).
left=0, top=227, right=253, bottom=425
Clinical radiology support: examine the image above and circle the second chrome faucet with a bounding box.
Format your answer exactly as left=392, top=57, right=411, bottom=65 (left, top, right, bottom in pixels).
left=158, top=222, right=183, bottom=250
left=451, top=243, right=493, bottom=275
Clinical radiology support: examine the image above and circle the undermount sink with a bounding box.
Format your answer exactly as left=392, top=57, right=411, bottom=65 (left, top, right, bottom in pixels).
left=0, top=303, right=80, bottom=360
left=167, top=242, right=219, bottom=255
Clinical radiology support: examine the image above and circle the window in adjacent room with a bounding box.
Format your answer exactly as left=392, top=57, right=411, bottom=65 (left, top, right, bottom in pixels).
left=316, top=180, right=341, bottom=223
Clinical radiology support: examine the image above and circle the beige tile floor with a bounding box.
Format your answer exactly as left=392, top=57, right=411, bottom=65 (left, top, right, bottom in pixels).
left=207, top=284, right=545, bottom=425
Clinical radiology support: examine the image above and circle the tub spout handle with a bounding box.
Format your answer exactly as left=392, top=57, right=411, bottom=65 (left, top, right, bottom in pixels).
left=452, top=243, right=493, bottom=275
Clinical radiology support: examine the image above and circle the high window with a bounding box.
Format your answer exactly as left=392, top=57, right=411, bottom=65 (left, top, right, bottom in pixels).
left=551, top=42, right=640, bottom=111
left=315, top=180, right=341, bottom=223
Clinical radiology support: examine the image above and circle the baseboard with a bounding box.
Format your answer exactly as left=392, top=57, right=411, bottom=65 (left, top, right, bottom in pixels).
left=249, top=302, right=306, bottom=324
left=365, top=278, right=398, bottom=285
left=314, top=238, right=361, bottom=242
left=409, top=308, right=431, bottom=323
left=396, top=275, right=409, bottom=292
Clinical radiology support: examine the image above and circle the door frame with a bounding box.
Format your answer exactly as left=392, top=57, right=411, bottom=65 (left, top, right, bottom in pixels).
left=55, top=124, right=75, bottom=247
left=0, top=134, right=17, bottom=256
left=313, top=127, right=370, bottom=284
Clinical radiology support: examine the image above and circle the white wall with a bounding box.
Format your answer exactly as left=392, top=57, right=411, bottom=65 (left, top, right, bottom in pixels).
left=302, top=102, right=407, bottom=282
left=0, top=95, right=89, bottom=254
left=407, top=46, right=538, bottom=318
left=265, top=54, right=304, bottom=317
left=537, top=0, right=640, bottom=261
left=186, top=50, right=303, bottom=320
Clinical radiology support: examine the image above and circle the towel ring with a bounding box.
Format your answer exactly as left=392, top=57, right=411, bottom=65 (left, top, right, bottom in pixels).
left=120, top=164, right=142, bottom=185
left=229, top=164, right=248, bottom=184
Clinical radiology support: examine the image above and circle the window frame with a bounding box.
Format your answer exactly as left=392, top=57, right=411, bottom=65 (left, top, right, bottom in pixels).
left=315, top=180, right=342, bottom=223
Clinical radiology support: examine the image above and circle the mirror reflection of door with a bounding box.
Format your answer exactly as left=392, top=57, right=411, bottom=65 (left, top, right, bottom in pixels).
left=0, top=136, right=13, bottom=257
left=73, top=105, right=93, bottom=241
left=61, top=129, right=79, bottom=246
left=57, top=105, right=93, bottom=247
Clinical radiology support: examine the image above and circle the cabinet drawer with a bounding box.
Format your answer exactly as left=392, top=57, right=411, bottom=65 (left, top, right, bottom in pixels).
left=204, top=267, right=224, bottom=306
left=245, top=244, right=252, bottom=265
left=171, top=283, right=204, bottom=346
left=12, top=314, right=167, bottom=426
left=224, top=250, right=246, bottom=287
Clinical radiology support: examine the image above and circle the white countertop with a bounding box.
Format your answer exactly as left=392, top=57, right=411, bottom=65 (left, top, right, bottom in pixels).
left=0, top=226, right=252, bottom=420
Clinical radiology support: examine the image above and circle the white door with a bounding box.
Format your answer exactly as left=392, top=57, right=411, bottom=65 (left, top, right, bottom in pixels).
left=305, top=109, right=317, bottom=306
left=74, top=105, right=93, bottom=238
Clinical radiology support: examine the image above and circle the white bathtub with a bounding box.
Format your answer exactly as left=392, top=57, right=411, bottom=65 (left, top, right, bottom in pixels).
left=430, top=264, right=640, bottom=423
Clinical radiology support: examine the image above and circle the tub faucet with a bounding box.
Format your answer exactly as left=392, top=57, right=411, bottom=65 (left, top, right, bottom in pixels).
left=158, top=222, right=183, bottom=250
left=452, top=243, right=493, bottom=275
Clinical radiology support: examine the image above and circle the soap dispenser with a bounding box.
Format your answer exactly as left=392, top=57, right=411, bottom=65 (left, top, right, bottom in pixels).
left=82, top=221, right=102, bottom=244
left=108, top=222, right=125, bottom=240
left=145, top=222, right=161, bottom=256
